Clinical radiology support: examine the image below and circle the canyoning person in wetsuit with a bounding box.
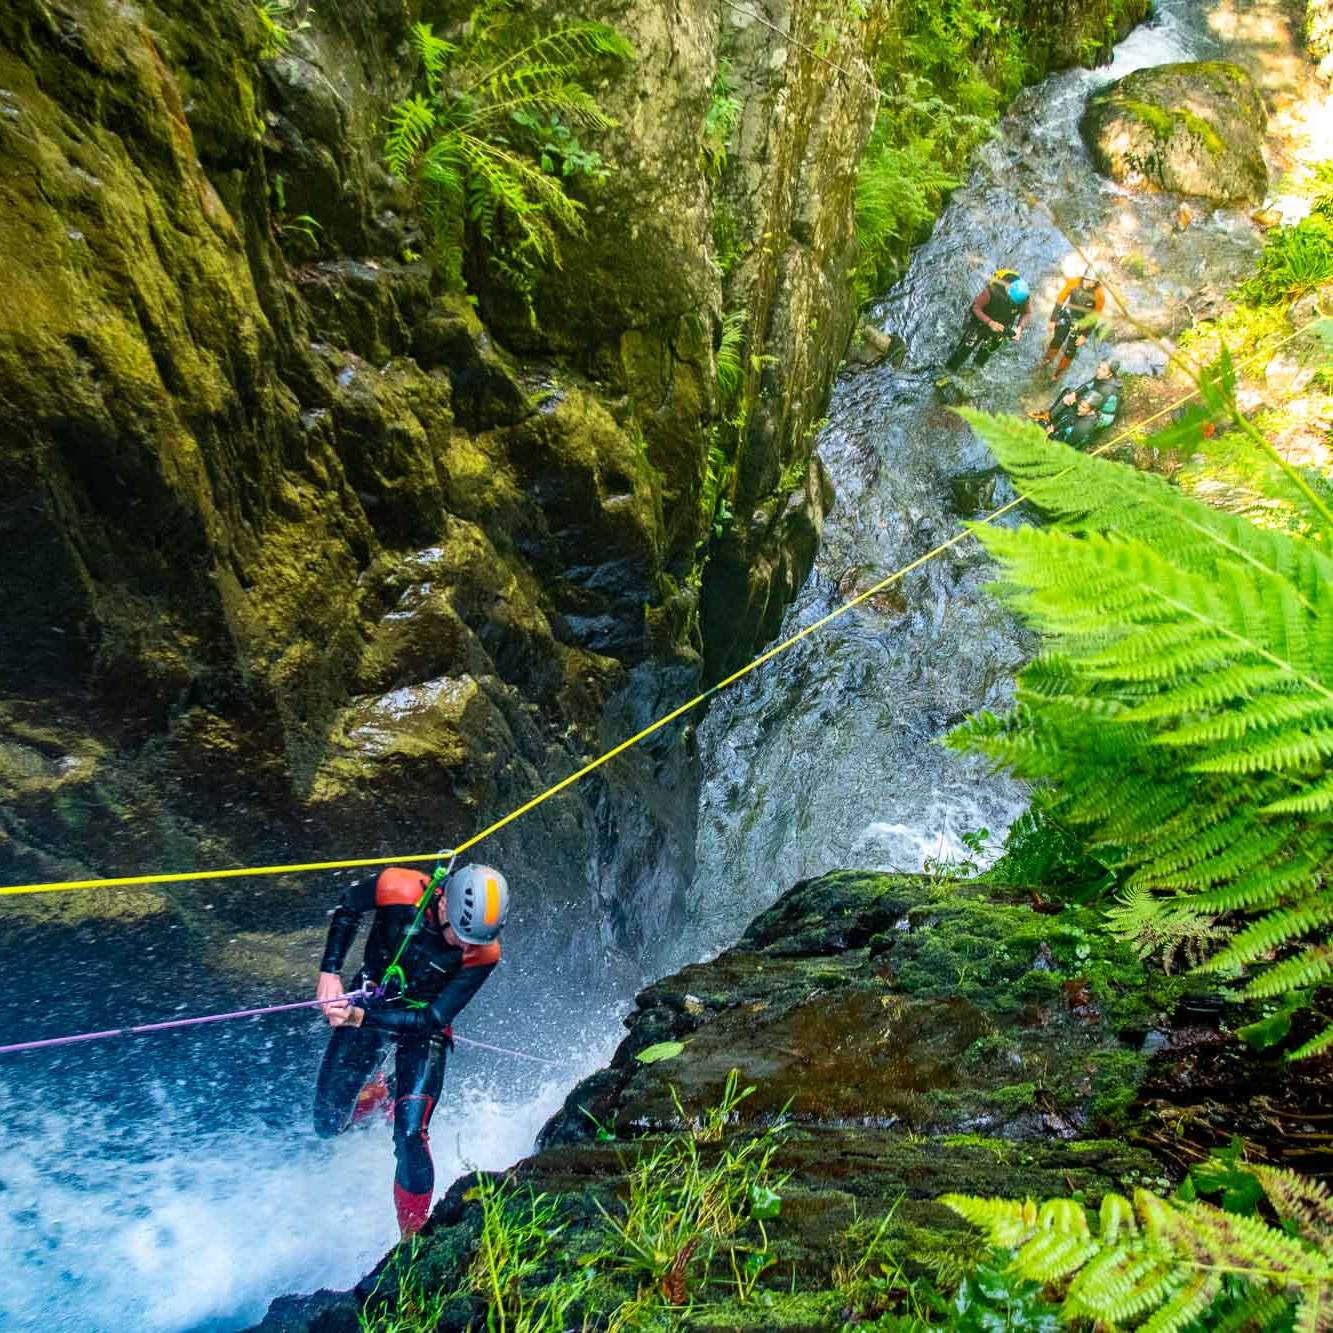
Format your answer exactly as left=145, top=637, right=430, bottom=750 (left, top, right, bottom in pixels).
left=944, top=269, right=1032, bottom=372
left=313, top=863, right=509, bottom=1238
left=1039, top=273, right=1105, bottom=379
left=1048, top=395, right=1102, bottom=447
left=1032, top=358, right=1122, bottom=448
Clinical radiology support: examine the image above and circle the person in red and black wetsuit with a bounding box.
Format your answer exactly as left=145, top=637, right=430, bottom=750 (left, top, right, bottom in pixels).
left=944, top=270, right=1032, bottom=371
left=312, top=862, right=509, bottom=1238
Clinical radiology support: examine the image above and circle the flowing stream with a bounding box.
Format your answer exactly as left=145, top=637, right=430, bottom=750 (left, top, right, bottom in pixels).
left=678, top=0, right=1263, bottom=963
left=0, top=0, right=1274, bottom=1327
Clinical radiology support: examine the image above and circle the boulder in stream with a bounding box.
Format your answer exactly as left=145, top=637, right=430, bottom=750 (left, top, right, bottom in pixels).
left=1080, top=61, right=1268, bottom=203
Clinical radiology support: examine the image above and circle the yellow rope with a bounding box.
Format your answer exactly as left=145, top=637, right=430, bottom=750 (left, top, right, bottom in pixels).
left=0, top=334, right=1307, bottom=897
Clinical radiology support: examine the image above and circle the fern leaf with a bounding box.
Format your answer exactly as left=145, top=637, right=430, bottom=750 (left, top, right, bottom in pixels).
left=1240, top=944, right=1333, bottom=1000
left=410, top=22, right=457, bottom=98
left=384, top=93, right=438, bottom=177
left=1264, top=775, right=1333, bottom=812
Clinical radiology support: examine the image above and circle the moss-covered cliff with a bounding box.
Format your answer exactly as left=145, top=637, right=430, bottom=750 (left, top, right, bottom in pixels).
left=0, top=0, right=1147, bottom=978
left=0, top=0, right=881, bottom=971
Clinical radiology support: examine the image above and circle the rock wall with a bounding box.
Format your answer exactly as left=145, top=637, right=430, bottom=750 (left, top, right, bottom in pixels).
left=0, top=0, right=1151, bottom=986
left=0, top=0, right=877, bottom=983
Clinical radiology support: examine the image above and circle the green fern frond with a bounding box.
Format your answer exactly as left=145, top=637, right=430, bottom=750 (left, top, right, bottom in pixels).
left=1252, top=1165, right=1333, bottom=1238
left=1238, top=944, right=1333, bottom=999
left=1288, top=1024, right=1333, bottom=1062
left=386, top=8, right=630, bottom=314
left=1265, top=775, right=1333, bottom=812
left=950, top=405, right=1333, bottom=1052
left=1200, top=902, right=1333, bottom=970
left=716, top=309, right=746, bottom=404
left=410, top=21, right=457, bottom=97
left=385, top=93, right=438, bottom=177
left=945, top=1186, right=1332, bottom=1330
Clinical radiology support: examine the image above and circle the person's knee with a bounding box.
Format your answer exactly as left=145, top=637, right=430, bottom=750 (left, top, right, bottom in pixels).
left=312, top=1102, right=344, bottom=1138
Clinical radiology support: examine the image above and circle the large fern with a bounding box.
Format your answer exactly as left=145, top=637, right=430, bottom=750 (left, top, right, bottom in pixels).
left=384, top=5, right=633, bottom=308
left=947, top=406, right=1333, bottom=1057
left=944, top=1166, right=1333, bottom=1330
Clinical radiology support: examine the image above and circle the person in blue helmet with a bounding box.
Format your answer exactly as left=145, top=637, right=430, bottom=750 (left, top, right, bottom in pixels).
left=945, top=268, right=1032, bottom=371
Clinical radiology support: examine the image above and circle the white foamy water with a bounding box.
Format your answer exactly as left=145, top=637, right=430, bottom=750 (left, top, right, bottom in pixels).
left=0, top=1045, right=610, bottom=1332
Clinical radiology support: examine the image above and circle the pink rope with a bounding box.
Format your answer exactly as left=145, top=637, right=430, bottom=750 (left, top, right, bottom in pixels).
left=0, top=989, right=371, bottom=1056
left=0, top=990, right=566, bottom=1067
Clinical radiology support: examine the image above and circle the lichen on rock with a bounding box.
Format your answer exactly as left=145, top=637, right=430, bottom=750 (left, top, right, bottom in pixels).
left=1081, top=60, right=1270, bottom=203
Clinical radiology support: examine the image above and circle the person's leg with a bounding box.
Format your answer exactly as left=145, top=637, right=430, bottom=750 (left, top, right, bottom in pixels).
left=945, top=315, right=983, bottom=371
left=313, top=1025, right=387, bottom=1138
left=391, top=1035, right=448, bottom=1237
left=1041, top=319, right=1067, bottom=366
left=973, top=330, right=1004, bottom=368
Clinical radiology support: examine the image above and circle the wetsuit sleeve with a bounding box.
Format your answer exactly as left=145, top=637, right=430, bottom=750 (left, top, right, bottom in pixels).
left=319, top=876, right=379, bottom=973
left=1052, top=278, right=1078, bottom=312
left=1092, top=288, right=1105, bottom=313
left=358, top=963, right=498, bottom=1035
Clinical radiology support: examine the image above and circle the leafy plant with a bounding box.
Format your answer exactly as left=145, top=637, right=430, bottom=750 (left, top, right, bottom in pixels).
left=383, top=6, right=633, bottom=315
left=593, top=1071, right=788, bottom=1305
left=358, top=1237, right=449, bottom=1333
left=853, top=125, right=960, bottom=303
left=947, top=390, right=1333, bottom=1058
left=464, top=1173, right=592, bottom=1333
left=703, top=59, right=742, bottom=175
left=951, top=1261, right=1062, bottom=1331
left=716, top=308, right=747, bottom=403
left=987, top=808, right=1116, bottom=904
left=256, top=0, right=310, bottom=57
left=1239, top=162, right=1333, bottom=305
left=944, top=1163, right=1333, bottom=1330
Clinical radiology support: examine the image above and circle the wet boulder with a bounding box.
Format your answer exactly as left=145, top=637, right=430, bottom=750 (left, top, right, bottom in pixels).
left=1081, top=61, right=1268, bottom=203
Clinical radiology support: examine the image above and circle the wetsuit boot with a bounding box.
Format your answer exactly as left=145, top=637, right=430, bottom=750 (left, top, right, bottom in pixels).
left=394, top=1182, right=432, bottom=1239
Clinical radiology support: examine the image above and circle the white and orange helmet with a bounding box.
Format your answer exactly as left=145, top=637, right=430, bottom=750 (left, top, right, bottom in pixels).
left=443, top=864, right=509, bottom=944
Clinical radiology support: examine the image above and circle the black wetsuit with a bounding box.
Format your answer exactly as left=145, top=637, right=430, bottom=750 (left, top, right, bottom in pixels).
left=313, top=867, right=499, bottom=1218
left=1048, top=372, right=1122, bottom=449
left=946, top=279, right=1032, bottom=370
left=1048, top=282, right=1102, bottom=357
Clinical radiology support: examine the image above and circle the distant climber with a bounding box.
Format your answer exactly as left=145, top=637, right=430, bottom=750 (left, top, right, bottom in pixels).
left=1039, top=273, right=1105, bottom=379
left=944, top=269, right=1032, bottom=372
left=313, top=863, right=509, bottom=1238
left=1030, top=358, right=1122, bottom=449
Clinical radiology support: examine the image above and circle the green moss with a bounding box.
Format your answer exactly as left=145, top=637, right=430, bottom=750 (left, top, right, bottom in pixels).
left=1088, top=1049, right=1149, bottom=1127
left=1118, top=97, right=1176, bottom=136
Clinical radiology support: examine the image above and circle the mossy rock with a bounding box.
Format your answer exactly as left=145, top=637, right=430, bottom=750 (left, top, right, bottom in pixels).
left=539, top=872, right=1167, bottom=1146
left=1080, top=61, right=1268, bottom=203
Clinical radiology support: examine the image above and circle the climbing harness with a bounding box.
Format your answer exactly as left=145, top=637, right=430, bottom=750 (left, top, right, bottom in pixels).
left=375, top=853, right=455, bottom=1007
left=0, top=329, right=1310, bottom=903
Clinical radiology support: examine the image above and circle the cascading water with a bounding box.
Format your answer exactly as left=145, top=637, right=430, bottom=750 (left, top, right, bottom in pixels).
left=0, top=895, right=619, bottom=1332
left=679, top=0, right=1263, bottom=965
left=0, top=1, right=1277, bottom=1327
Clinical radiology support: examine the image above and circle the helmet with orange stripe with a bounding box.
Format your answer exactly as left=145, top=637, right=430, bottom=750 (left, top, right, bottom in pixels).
left=443, top=864, right=510, bottom=944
